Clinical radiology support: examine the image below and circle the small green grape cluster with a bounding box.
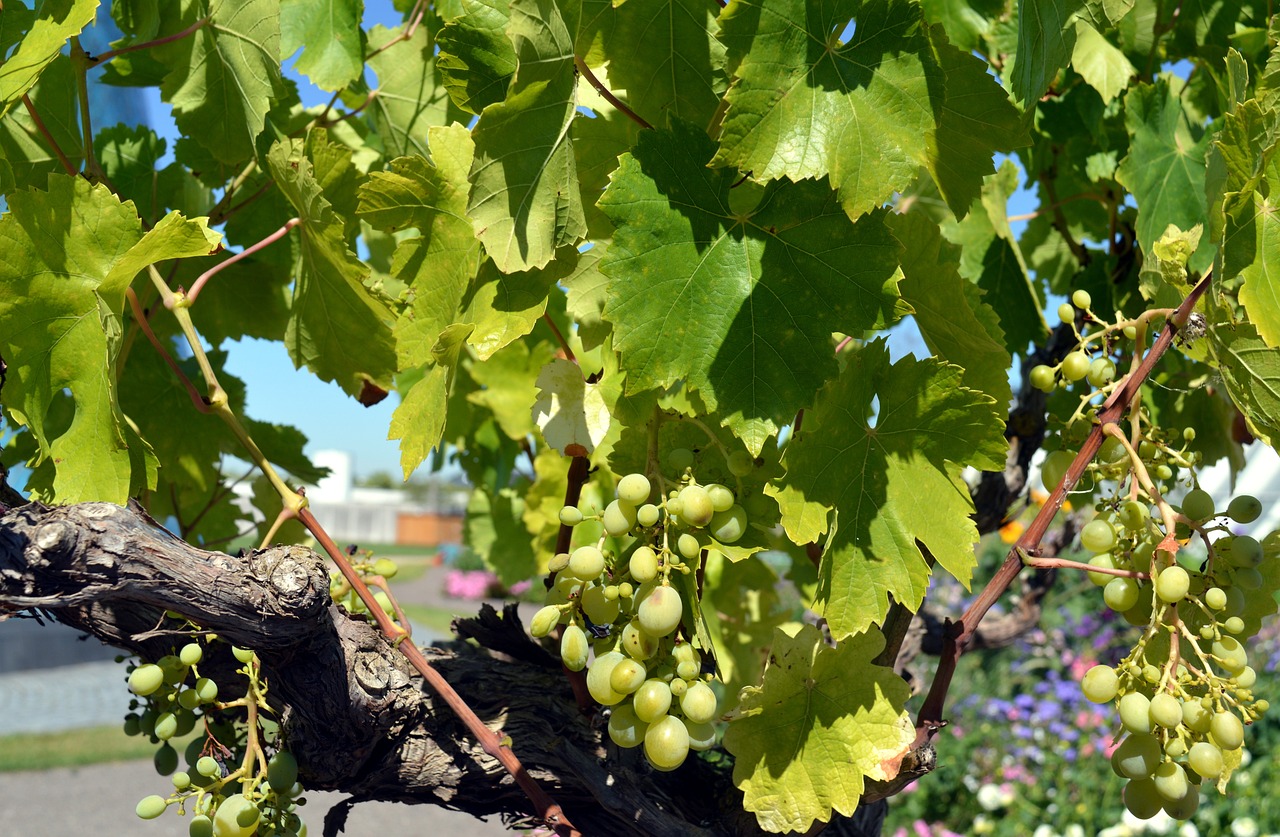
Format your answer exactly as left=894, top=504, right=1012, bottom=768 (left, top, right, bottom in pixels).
left=1028, top=290, right=1124, bottom=393
left=327, top=551, right=400, bottom=621
left=531, top=450, right=753, bottom=770
left=1073, top=489, right=1270, bottom=821
left=126, top=638, right=308, bottom=836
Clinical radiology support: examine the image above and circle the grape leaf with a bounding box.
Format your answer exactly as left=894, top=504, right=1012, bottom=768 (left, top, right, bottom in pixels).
left=598, top=120, right=907, bottom=456
left=1010, top=0, right=1085, bottom=105
left=468, top=0, right=586, bottom=272
left=723, top=624, right=914, bottom=833
left=281, top=0, right=364, bottom=92
left=155, top=0, right=287, bottom=165
left=0, top=54, right=83, bottom=193
left=468, top=339, right=558, bottom=439
left=0, top=176, right=221, bottom=504
left=532, top=357, right=610, bottom=457
left=1116, top=79, right=1214, bottom=274
left=389, top=322, right=475, bottom=478
left=0, top=0, right=96, bottom=117
left=460, top=251, right=576, bottom=360
left=265, top=137, right=398, bottom=399
left=1208, top=321, right=1280, bottom=447
left=768, top=339, right=1007, bottom=637
left=436, top=0, right=516, bottom=114
left=364, top=22, right=459, bottom=159
left=887, top=211, right=1012, bottom=407
left=1070, top=20, right=1136, bottom=104
left=561, top=247, right=610, bottom=350
left=466, top=485, right=538, bottom=585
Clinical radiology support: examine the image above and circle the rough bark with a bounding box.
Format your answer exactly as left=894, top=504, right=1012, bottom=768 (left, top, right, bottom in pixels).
left=0, top=500, right=906, bottom=837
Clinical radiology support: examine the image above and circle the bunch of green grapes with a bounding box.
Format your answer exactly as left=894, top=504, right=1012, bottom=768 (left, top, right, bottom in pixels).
left=531, top=449, right=753, bottom=770
left=1028, top=290, right=1124, bottom=395
left=126, top=637, right=308, bottom=836
left=327, top=548, right=401, bottom=622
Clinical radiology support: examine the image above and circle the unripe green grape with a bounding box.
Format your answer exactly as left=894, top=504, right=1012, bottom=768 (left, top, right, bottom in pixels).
left=558, top=506, right=584, bottom=527
left=173, top=771, right=191, bottom=790
left=1149, top=693, right=1182, bottom=728
left=155, top=712, right=179, bottom=741
left=194, top=677, right=218, bottom=704
left=373, top=590, right=394, bottom=615
left=136, top=795, right=169, bottom=820
left=268, top=751, right=299, bottom=792
left=560, top=624, right=589, bottom=672
left=727, top=450, right=754, bottom=476
left=629, top=546, right=659, bottom=583
left=619, top=582, right=634, bottom=598
left=1212, top=636, right=1248, bottom=675
left=1123, top=778, right=1163, bottom=819
left=1165, top=738, right=1187, bottom=758
left=666, top=448, right=695, bottom=472
left=1081, top=518, right=1118, bottom=553
left=1224, top=616, right=1245, bottom=635
left=1087, top=554, right=1121, bottom=587
left=1098, top=436, right=1127, bottom=464
left=678, top=533, right=701, bottom=560
left=1116, top=500, right=1149, bottom=532
left=665, top=496, right=683, bottom=520
left=373, top=558, right=398, bottom=578
left=196, top=756, right=221, bottom=778
left=586, top=651, right=627, bottom=706
left=607, top=704, right=647, bottom=748
left=706, top=484, right=735, bottom=513
left=633, top=679, right=673, bottom=722
left=1234, top=665, right=1258, bottom=688
left=1155, top=566, right=1190, bottom=603
left=1082, top=664, right=1119, bottom=703
left=1124, top=325, right=1138, bottom=339
left=531, top=605, right=561, bottom=638
left=1258, top=699, right=1271, bottom=712
left=129, top=664, right=165, bottom=696
left=1087, top=357, right=1116, bottom=387
left=1119, top=692, right=1153, bottom=733
left=1154, top=463, right=1173, bottom=481
left=603, top=500, right=638, bottom=537
left=680, top=681, right=718, bottom=724
left=568, top=545, right=606, bottom=580
left=679, top=485, right=715, bottom=527
left=1040, top=450, right=1074, bottom=492
left=1058, top=302, right=1076, bottom=323
left=637, top=504, right=661, bottom=527
left=179, top=643, right=203, bottom=666
left=1182, top=699, right=1212, bottom=733
left=603, top=585, right=620, bottom=601
left=581, top=584, right=621, bottom=625
left=710, top=505, right=748, bottom=543
left=610, top=658, right=647, bottom=694
left=547, top=552, right=571, bottom=574
left=676, top=660, right=700, bottom=681
left=618, top=473, right=652, bottom=505
left=1227, top=494, right=1262, bottom=524
left=1030, top=364, right=1056, bottom=392
left=159, top=655, right=187, bottom=684
left=232, top=646, right=254, bottom=664
left=1180, top=489, right=1215, bottom=522
left=213, top=793, right=260, bottom=837
left=1061, top=351, right=1090, bottom=381
left=685, top=720, right=717, bottom=751
left=644, top=715, right=690, bottom=770
left=1204, top=587, right=1228, bottom=610
left=190, top=815, right=214, bottom=837
left=1114, top=733, right=1161, bottom=779
left=139, top=709, right=157, bottom=737
left=1072, top=289, right=1092, bottom=309
left=1104, top=577, right=1141, bottom=612
left=1153, top=761, right=1189, bottom=802
left=638, top=585, right=683, bottom=637
left=1230, top=535, right=1264, bottom=567
left=672, top=643, right=699, bottom=665
left=669, top=678, right=688, bottom=697
left=155, top=743, right=179, bottom=775
left=1210, top=711, right=1244, bottom=750
left=1162, top=785, right=1200, bottom=820
left=621, top=621, right=659, bottom=660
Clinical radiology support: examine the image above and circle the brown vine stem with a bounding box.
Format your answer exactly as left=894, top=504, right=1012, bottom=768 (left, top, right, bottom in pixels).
left=1039, top=155, right=1091, bottom=266
left=914, top=270, right=1213, bottom=744
left=574, top=56, right=654, bottom=130
left=21, top=95, right=76, bottom=176
left=186, top=218, right=299, bottom=303
left=364, top=0, right=426, bottom=62
left=86, top=16, right=210, bottom=65
left=541, top=312, right=576, bottom=364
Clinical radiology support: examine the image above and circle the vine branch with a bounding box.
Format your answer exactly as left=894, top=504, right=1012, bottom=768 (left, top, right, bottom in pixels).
left=85, top=17, right=210, bottom=65
left=574, top=57, right=654, bottom=130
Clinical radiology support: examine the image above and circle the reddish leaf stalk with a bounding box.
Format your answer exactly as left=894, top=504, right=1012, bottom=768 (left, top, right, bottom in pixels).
left=915, top=272, right=1213, bottom=741
left=21, top=95, right=76, bottom=177
left=87, top=17, right=210, bottom=65
left=541, top=312, right=576, bottom=364
left=125, top=288, right=211, bottom=413
left=573, top=56, right=654, bottom=130
left=186, top=218, right=299, bottom=304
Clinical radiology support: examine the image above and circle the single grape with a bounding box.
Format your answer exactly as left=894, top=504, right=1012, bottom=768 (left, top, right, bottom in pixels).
left=1210, top=711, right=1244, bottom=750
left=1029, top=364, right=1056, bottom=392
left=727, top=450, right=754, bottom=476
left=1124, top=325, right=1138, bottom=339
left=676, top=660, right=700, bottom=681
left=558, top=506, right=584, bottom=527
left=155, top=712, right=179, bottom=741
left=1234, top=566, right=1263, bottom=590
left=1123, top=778, right=1163, bottom=819
left=672, top=643, right=699, bottom=665
left=603, top=500, right=638, bottom=537
left=268, top=751, right=299, bottom=792
left=560, top=624, right=589, bottom=672
left=1058, top=302, right=1077, bottom=323
left=629, top=546, right=659, bottom=583
left=609, top=658, right=648, bottom=694
left=1087, top=553, right=1121, bottom=587
left=680, top=681, right=718, bottom=724
left=1181, top=699, right=1212, bottom=733
left=194, top=677, right=218, bottom=704
left=1229, top=535, right=1263, bottom=567
left=1180, top=489, right=1215, bottom=522
left=706, top=484, right=735, bottom=513
left=644, top=715, right=690, bottom=771
left=666, top=448, right=695, bottom=472
left=179, top=643, right=203, bottom=666
left=547, top=552, right=570, bottom=574
left=136, top=795, right=169, bottom=820
left=123, top=714, right=142, bottom=736
left=568, top=545, right=606, bottom=580
left=1081, top=518, right=1118, bottom=553
left=231, top=647, right=254, bottom=664
left=621, top=620, right=659, bottom=660
left=618, top=473, right=652, bottom=505
left=1114, top=733, right=1161, bottom=779
left=129, top=664, right=165, bottom=696
left=1212, top=636, right=1248, bottom=675
left=196, top=756, right=221, bottom=778
left=1061, top=351, right=1091, bottom=381
left=586, top=653, right=627, bottom=706
left=1041, top=450, right=1074, bottom=492
left=603, top=585, right=620, bottom=601
left=1227, top=494, right=1262, bottom=524
left=1099, top=436, right=1128, bottom=465
left=531, top=605, right=561, bottom=638
left=213, top=793, right=260, bottom=837
left=1087, top=357, right=1116, bottom=387
left=172, top=771, right=192, bottom=790
left=607, top=704, right=647, bottom=748
left=1081, top=664, right=1119, bottom=703
left=1153, top=761, right=1188, bottom=803
left=1072, top=289, right=1092, bottom=309
left=1155, top=566, right=1190, bottom=603
left=637, top=504, right=661, bottom=528
left=373, top=558, right=398, bottom=578
left=678, top=533, right=701, bottom=560
left=1188, top=742, right=1223, bottom=779
left=1119, top=692, right=1153, bottom=734
left=189, top=815, right=214, bottom=837
left=1104, top=577, right=1141, bottom=612
left=1204, top=587, right=1227, bottom=611
left=638, top=585, right=683, bottom=637
left=1162, top=784, right=1200, bottom=820
left=1224, top=616, right=1246, bottom=636
left=679, top=485, right=715, bottom=527
left=633, top=679, right=673, bottom=723
left=1149, top=693, right=1182, bottom=728
left=669, top=678, right=688, bottom=698
left=155, top=743, right=179, bottom=775
left=710, top=505, right=748, bottom=543
left=1223, top=586, right=1247, bottom=617
left=581, top=584, right=621, bottom=625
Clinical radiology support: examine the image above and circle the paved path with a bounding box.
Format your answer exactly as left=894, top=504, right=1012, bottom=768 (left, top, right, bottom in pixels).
left=0, top=760, right=511, bottom=836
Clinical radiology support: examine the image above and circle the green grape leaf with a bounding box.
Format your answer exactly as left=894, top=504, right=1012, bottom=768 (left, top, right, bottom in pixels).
left=1010, top=0, right=1085, bottom=105
left=0, top=176, right=221, bottom=504
left=390, top=323, right=475, bottom=478
left=468, top=0, right=585, bottom=272
left=436, top=0, right=516, bottom=114
left=561, top=247, right=610, bottom=350
left=1070, top=20, right=1136, bottom=104
left=280, top=0, right=364, bottom=92
left=466, top=486, right=539, bottom=585
left=723, top=624, right=915, bottom=833
left=155, top=0, right=287, bottom=165
left=599, top=121, right=907, bottom=456
left=768, top=339, right=1007, bottom=637
left=460, top=251, right=575, bottom=360
left=1116, top=79, right=1213, bottom=274
left=467, top=339, right=558, bottom=439
left=599, top=0, right=727, bottom=129
left=1208, top=321, right=1280, bottom=447
left=265, top=138, right=397, bottom=399
left=532, top=358, right=610, bottom=457
left=365, top=22, right=459, bottom=159
left=887, top=212, right=1012, bottom=407
left=358, top=125, right=482, bottom=368
left=96, top=124, right=169, bottom=225
left=1138, top=223, right=1202, bottom=306
left=0, top=0, right=96, bottom=117
left=574, top=104, right=640, bottom=238
left=0, top=54, right=83, bottom=193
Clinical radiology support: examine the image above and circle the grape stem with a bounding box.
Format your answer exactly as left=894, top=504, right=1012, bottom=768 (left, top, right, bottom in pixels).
left=574, top=56, right=654, bottom=131
left=914, top=270, right=1213, bottom=744
left=1018, top=550, right=1148, bottom=579
left=21, top=94, right=77, bottom=177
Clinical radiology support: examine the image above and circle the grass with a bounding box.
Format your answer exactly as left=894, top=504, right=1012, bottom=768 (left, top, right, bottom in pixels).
left=0, top=725, right=199, bottom=773
left=399, top=602, right=467, bottom=638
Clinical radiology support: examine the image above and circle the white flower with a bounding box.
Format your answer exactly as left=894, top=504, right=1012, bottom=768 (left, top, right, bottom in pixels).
left=976, top=783, right=1006, bottom=812
left=1178, top=823, right=1200, bottom=837
left=1032, top=826, right=1058, bottom=837
left=1240, top=749, right=1253, bottom=767
left=1099, top=825, right=1136, bottom=837
left=1232, top=817, right=1260, bottom=837
left=1065, top=825, right=1086, bottom=837
left=972, top=814, right=995, bottom=834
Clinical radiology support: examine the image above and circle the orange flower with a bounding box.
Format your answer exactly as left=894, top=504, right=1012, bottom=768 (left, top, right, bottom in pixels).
left=1000, top=520, right=1025, bottom=543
